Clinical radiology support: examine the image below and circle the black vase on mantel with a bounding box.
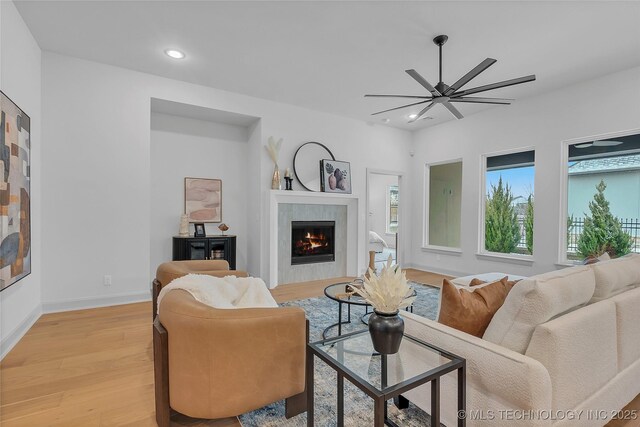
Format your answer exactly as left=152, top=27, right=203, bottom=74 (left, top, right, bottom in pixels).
left=368, top=310, right=404, bottom=354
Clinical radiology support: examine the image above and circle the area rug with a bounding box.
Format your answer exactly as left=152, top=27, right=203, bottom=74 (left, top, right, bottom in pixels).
left=239, top=281, right=441, bottom=426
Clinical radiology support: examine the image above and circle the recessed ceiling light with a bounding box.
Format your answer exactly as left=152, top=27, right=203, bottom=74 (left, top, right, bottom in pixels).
left=408, top=113, right=418, bottom=120
left=381, top=118, right=390, bottom=123
left=165, top=49, right=185, bottom=59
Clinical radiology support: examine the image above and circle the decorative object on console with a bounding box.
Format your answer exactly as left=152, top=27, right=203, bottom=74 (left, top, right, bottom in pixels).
left=266, top=136, right=283, bottom=190
left=193, top=223, right=206, bottom=237
left=293, top=141, right=335, bottom=192
left=366, top=34, right=536, bottom=123
left=353, top=255, right=415, bottom=354
left=178, top=214, right=189, bottom=237
left=217, top=223, right=229, bottom=235
left=320, top=159, right=351, bottom=194
left=0, top=91, right=31, bottom=291
left=184, top=177, right=221, bottom=222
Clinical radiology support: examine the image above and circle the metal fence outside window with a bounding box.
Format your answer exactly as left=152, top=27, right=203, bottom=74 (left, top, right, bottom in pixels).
left=515, top=217, right=640, bottom=254
left=566, top=217, right=640, bottom=254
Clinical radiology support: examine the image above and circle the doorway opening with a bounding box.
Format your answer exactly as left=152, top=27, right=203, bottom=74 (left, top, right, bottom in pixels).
left=366, top=170, right=403, bottom=272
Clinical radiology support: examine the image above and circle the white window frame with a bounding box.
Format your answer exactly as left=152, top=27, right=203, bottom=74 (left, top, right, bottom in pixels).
left=557, top=128, right=640, bottom=266
left=422, top=158, right=463, bottom=254
left=385, top=184, right=399, bottom=235
left=478, top=146, right=535, bottom=265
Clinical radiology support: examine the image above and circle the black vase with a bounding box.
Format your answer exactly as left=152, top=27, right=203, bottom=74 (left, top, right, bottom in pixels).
left=368, top=310, right=404, bottom=354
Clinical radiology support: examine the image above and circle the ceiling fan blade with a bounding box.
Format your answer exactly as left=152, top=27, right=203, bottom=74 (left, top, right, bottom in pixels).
left=405, top=69, right=441, bottom=96
left=442, top=102, right=464, bottom=119
left=449, top=97, right=513, bottom=105
left=364, top=94, right=432, bottom=99
left=444, top=58, right=497, bottom=95
left=371, top=100, right=430, bottom=116
left=451, top=75, right=536, bottom=97
left=408, top=102, right=436, bottom=123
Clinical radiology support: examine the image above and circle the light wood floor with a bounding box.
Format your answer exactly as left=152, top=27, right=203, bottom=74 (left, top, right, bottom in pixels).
left=1, top=269, right=638, bottom=427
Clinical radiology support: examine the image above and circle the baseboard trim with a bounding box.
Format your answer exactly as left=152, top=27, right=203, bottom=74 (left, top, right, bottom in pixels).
left=1, top=305, right=42, bottom=360
left=43, top=291, right=152, bottom=314
left=405, top=262, right=468, bottom=279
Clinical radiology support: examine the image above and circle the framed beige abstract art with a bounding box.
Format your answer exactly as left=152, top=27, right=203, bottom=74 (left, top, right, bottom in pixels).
left=1, top=91, right=31, bottom=292
left=184, top=178, right=222, bottom=222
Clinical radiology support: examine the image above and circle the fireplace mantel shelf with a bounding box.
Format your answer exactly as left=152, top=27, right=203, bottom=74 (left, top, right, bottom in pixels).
left=270, top=189, right=359, bottom=200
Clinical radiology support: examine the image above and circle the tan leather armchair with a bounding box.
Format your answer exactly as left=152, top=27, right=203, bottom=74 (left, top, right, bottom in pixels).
left=154, top=289, right=308, bottom=426
left=152, top=260, right=249, bottom=318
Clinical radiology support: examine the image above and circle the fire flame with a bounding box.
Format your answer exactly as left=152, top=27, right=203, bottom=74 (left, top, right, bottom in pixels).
left=297, top=232, right=327, bottom=251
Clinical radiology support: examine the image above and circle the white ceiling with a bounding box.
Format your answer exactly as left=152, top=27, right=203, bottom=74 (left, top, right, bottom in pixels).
left=15, top=1, right=640, bottom=130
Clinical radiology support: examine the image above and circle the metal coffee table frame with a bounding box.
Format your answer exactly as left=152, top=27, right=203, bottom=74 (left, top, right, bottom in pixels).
left=307, top=329, right=466, bottom=427
left=323, top=282, right=415, bottom=339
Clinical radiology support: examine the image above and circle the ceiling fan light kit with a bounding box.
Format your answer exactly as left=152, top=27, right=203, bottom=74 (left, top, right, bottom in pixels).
left=366, top=35, right=536, bottom=123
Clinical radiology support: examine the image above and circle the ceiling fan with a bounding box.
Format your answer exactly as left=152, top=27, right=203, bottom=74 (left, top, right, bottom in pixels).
left=366, top=35, right=536, bottom=123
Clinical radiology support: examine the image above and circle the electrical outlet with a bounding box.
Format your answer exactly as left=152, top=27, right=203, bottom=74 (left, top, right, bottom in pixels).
left=103, top=275, right=112, bottom=286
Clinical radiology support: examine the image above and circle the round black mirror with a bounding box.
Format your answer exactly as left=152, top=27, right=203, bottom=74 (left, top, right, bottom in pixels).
left=293, top=142, right=336, bottom=191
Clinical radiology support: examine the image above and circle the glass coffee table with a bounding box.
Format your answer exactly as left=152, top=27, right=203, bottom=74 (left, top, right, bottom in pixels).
left=307, top=329, right=466, bottom=427
left=323, top=281, right=416, bottom=338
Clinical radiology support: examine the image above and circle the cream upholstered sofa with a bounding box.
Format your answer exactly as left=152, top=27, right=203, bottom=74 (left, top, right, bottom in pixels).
left=400, top=253, right=640, bottom=427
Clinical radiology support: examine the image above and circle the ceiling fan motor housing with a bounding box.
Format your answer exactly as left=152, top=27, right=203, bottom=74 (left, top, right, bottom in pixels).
left=433, top=35, right=449, bottom=46
left=435, top=82, right=450, bottom=94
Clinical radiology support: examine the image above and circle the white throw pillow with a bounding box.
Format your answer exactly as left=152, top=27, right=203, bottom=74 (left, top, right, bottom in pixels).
left=482, top=266, right=596, bottom=354
left=590, top=253, right=640, bottom=302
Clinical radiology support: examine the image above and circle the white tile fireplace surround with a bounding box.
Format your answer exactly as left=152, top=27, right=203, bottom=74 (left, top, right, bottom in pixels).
left=268, top=191, right=360, bottom=287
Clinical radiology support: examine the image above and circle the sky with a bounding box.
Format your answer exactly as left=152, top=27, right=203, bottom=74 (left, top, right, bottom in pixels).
left=486, top=166, right=535, bottom=202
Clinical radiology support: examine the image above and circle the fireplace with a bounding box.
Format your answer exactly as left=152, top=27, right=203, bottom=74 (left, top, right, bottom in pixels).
left=291, top=221, right=335, bottom=265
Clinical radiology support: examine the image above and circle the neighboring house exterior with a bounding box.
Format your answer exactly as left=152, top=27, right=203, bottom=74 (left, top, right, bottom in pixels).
left=568, top=154, right=640, bottom=220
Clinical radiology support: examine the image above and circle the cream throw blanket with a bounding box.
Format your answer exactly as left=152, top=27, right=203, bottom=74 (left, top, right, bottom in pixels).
left=157, top=274, right=278, bottom=314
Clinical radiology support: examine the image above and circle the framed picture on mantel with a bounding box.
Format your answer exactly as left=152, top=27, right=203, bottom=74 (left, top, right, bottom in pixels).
left=320, top=159, right=351, bottom=194
left=184, top=177, right=222, bottom=222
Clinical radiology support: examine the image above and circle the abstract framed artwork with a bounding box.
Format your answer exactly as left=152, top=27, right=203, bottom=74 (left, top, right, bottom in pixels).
left=1, top=91, right=31, bottom=291
left=320, top=159, right=352, bottom=194
left=184, top=178, right=222, bottom=222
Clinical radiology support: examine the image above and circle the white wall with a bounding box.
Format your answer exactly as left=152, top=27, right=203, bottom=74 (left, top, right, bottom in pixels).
left=568, top=170, right=640, bottom=220
left=0, top=0, right=42, bottom=358
left=40, top=52, right=413, bottom=311
left=150, top=112, right=250, bottom=278
left=368, top=173, right=398, bottom=248
left=409, top=65, right=640, bottom=277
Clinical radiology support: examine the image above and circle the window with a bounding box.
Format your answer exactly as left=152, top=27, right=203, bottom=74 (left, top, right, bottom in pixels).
left=564, top=133, right=640, bottom=261
left=386, top=185, right=399, bottom=234
left=482, top=150, right=535, bottom=256
left=426, top=160, right=462, bottom=249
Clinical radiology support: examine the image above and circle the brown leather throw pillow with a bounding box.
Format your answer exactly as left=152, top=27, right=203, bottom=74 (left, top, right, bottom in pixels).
left=438, top=277, right=516, bottom=337
left=469, top=278, right=487, bottom=286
